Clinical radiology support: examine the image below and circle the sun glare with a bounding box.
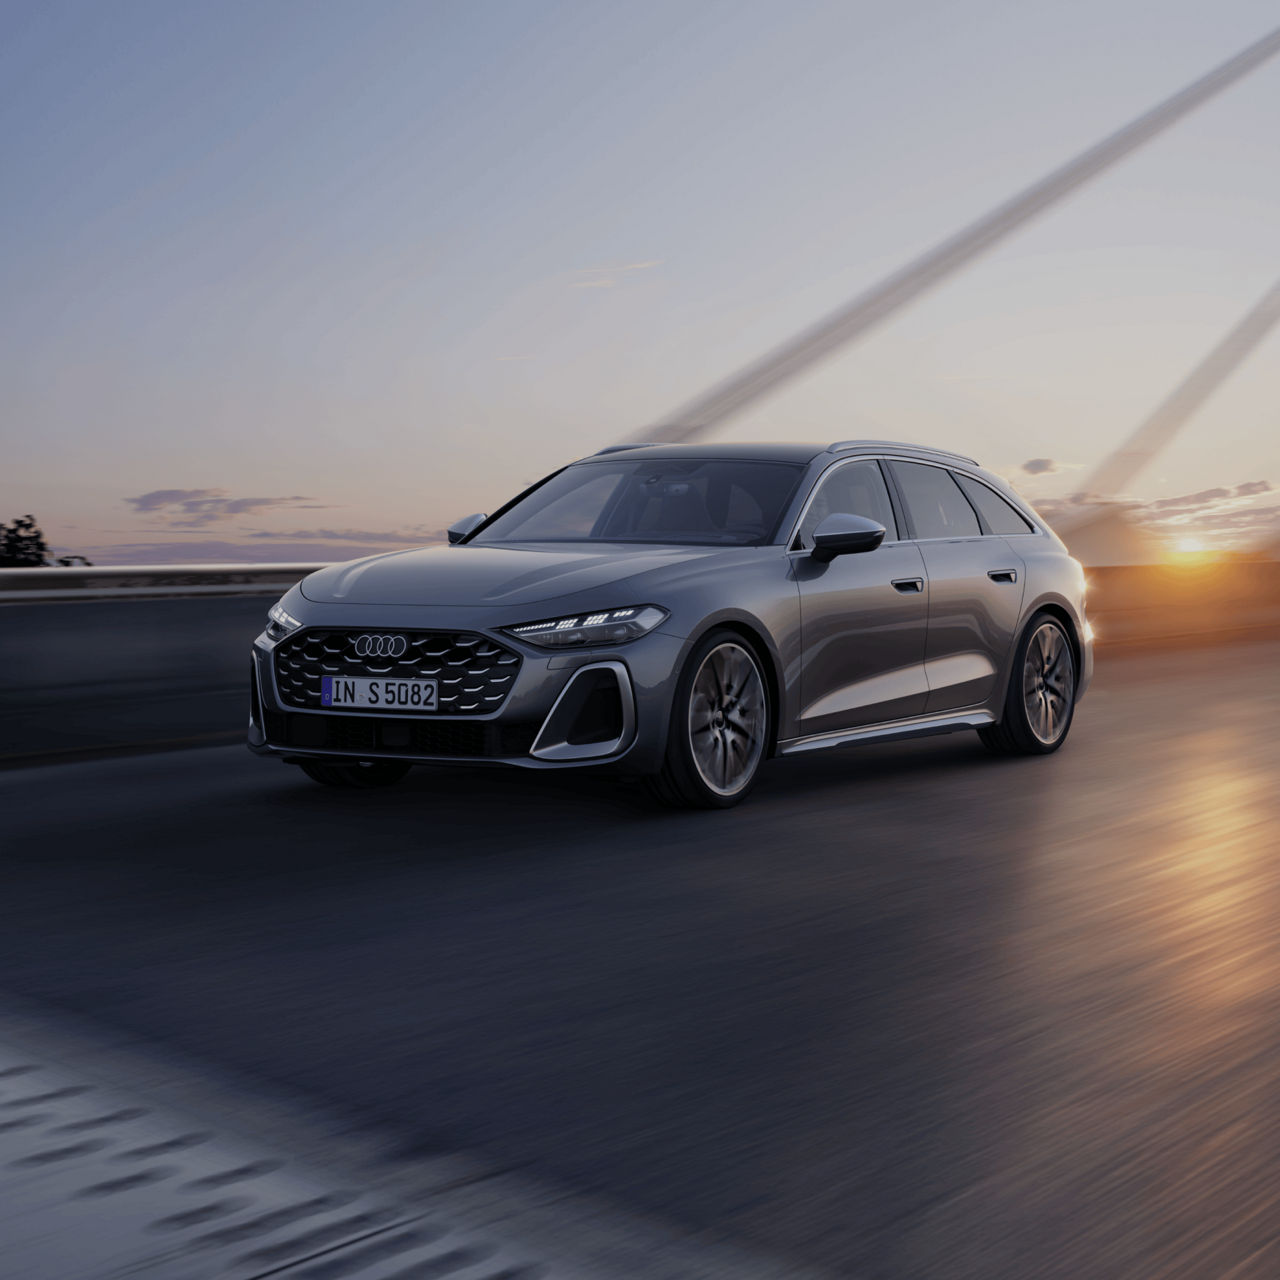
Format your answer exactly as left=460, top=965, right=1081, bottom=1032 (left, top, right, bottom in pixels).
left=1166, top=534, right=1224, bottom=565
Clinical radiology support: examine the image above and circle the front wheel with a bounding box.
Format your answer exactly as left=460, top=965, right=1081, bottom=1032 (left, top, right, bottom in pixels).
left=647, top=631, right=771, bottom=809
left=979, top=614, right=1077, bottom=756
left=299, top=759, right=412, bottom=789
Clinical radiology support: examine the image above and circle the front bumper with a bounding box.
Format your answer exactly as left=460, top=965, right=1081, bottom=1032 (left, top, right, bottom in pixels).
left=249, top=623, right=684, bottom=774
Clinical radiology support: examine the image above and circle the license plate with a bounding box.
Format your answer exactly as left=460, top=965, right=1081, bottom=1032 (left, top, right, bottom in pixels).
left=321, top=676, right=438, bottom=711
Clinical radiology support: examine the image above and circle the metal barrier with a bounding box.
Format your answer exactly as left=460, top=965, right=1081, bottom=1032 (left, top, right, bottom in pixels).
left=0, top=563, right=327, bottom=602
left=1, top=559, right=1274, bottom=766
left=3, top=559, right=1276, bottom=636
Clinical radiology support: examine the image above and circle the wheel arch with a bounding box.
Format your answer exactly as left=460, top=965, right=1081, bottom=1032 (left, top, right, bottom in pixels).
left=1020, top=597, right=1084, bottom=692
left=683, top=614, right=784, bottom=758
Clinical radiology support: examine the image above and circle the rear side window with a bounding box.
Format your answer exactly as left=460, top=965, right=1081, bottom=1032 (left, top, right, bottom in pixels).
left=890, top=461, right=981, bottom=539
left=952, top=473, right=1035, bottom=534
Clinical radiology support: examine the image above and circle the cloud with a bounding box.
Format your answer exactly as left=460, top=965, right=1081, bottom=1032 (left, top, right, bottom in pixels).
left=1035, top=477, right=1278, bottom=550
left=127, top=488, right=222, bottom=513
left=1141, top=481, right=1270, bottom=520
left=1149, top=486, right=1232, bottom=511
left=1185, top=503, right=1280, bottom=530
left=1143, top=502, right=1280, bottom=546
left=568, top=259, right=662, bottom=289
left=248, top=526, right=447, bottom=544
left=1021, top=458, right=1057, bottom=475
left=125, top=489, right=324, bottom=526
left=1134, top=480, right=1278, bottom=547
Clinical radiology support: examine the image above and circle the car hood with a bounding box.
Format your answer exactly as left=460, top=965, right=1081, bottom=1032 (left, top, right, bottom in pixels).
left=298, top=542, right=746, bottom=608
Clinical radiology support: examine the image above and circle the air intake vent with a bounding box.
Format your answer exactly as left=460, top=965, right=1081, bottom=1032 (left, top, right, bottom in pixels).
left=263, top=712, right=538, bottom=758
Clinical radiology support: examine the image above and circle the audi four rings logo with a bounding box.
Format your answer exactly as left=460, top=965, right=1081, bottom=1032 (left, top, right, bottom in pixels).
left=352, top=634, right=408, bottom=658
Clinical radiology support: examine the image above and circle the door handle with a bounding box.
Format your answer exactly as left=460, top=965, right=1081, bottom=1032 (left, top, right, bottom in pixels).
left=891, top=577, right=924, bottom=593
left=988, top=569, right=1018, bottom=584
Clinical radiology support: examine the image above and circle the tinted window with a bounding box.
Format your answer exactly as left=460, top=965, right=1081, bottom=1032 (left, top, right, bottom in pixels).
left=472, top=459, right=804, bottom=546
left=953, top=473, right=1035, bottom=534
left=493, top=469, right=620, bottom=539
left=891, top=461, right=981, bottom=539
left=798, top=460, right=897, bottom=545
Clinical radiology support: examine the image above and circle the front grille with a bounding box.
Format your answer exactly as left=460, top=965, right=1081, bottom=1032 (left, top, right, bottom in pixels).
left=273, top=629, right=521, bottom=714
left=263, top=712, right=538, bottom=758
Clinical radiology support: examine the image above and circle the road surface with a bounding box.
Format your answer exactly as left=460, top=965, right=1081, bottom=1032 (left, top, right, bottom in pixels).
left=2, top=641, right=1278, bottom=1278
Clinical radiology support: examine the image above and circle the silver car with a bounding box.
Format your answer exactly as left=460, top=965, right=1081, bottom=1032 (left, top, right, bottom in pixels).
left=249, top=440, right=1092, bottom=807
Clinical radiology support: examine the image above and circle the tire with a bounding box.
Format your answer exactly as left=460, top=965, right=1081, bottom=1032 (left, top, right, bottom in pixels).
left=979, top=613, right=1077, bottom=756
left=299, top=759, right=413, bottom=789
left=647, top=630, right=771, bottom=809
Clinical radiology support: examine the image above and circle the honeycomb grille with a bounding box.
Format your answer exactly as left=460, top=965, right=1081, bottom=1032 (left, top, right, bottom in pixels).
left=273, top=629, right=521, bottom=714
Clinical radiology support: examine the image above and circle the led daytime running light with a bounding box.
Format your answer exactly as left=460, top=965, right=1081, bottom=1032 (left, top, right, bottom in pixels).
left=506, top=605, right=666, bottom=649
left=266, top=601, right=302, bottom=637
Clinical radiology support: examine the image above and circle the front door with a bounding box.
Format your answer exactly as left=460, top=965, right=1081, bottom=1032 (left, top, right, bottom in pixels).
left=794, top=459, right=930, bottom=735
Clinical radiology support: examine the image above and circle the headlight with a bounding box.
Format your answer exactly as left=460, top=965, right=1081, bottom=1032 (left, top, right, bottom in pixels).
left=266, top=600, right=302, bottom=640
left=504, top=605, right=668, bottom=649
left=1069, top=557, right=1087, bottom=598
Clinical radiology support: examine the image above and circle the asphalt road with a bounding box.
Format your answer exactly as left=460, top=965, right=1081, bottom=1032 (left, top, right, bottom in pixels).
left=2, top=641, right=1278, bottom=1278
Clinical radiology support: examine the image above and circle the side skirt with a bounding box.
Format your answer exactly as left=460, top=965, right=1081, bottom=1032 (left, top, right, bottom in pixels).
left=778, top=709, right=994, bottom=757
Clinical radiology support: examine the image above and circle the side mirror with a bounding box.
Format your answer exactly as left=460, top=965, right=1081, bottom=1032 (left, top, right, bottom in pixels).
left=447, top=513, right=488, bottom=544
left=810, top=512, right=885, bottom=562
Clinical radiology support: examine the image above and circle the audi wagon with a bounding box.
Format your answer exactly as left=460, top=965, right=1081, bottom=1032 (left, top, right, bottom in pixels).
left=249, top=440, right=1092, bottom=807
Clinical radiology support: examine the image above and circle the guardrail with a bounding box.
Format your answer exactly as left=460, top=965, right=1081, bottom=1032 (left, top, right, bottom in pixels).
left=0, top=563, right=327, bottom=602
left=3, top=558, right=1277, bottom=638
left=0, top=557, right=1274, bottom=767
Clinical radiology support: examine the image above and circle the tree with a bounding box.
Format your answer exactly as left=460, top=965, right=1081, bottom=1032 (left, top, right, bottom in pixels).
left=0, top=515, right=92, bottom=567
left=0, top=515, right=48, bottom=566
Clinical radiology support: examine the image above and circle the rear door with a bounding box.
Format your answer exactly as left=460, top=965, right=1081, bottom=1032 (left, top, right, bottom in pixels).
left=794, top=459, right=930, bottom=735
left=886, top=460, right=1026, bottom=713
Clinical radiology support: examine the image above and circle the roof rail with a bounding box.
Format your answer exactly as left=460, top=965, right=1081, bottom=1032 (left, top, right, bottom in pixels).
left=592, top=442, right=661, bottom=455
left=826, top=439, right=980, bottom=466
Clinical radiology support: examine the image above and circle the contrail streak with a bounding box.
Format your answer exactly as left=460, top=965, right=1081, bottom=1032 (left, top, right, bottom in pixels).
left=628, top=25, right=1280, bottom=445
left=1081, top=276, right=1280, bottom=498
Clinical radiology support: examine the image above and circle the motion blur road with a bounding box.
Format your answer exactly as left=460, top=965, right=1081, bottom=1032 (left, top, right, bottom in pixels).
left=2, top=641, right=1278, bottom=1278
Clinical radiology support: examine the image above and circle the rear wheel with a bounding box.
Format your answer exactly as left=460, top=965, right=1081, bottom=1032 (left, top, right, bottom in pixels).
left=979, top=614, right=1077, bottom=756
left=299, top=759, right=412, bottom=789
left=648, top=631, right=770, bottom=809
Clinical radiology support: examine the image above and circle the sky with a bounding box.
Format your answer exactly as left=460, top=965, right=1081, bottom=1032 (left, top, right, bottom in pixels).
left=2, top=0, right=1278, bottom=563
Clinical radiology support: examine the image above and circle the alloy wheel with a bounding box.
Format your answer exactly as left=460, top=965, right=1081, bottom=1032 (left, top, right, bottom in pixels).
left=1022, top=622, right=1074, bottom=745
left=687, top=641, right=767, bottom=797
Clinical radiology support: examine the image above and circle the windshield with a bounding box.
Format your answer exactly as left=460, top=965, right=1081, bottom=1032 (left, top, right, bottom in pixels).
left=471, top=458, right=806, bottom=546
